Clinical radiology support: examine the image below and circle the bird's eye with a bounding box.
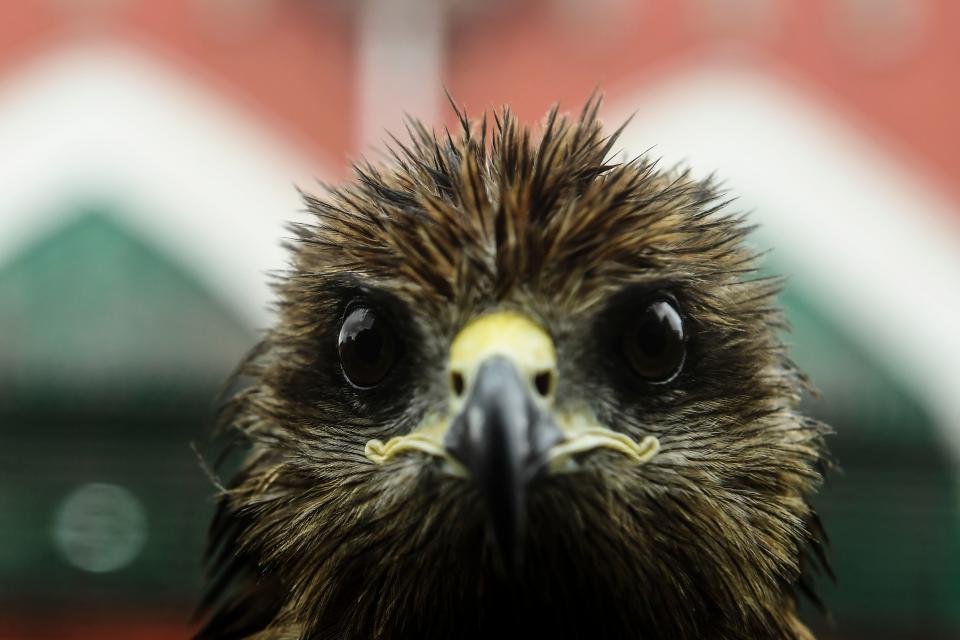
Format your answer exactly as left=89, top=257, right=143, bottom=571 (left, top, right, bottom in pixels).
left=338, top=305, right=398, bottom=388
left=624, top=298, right=686, bottom=383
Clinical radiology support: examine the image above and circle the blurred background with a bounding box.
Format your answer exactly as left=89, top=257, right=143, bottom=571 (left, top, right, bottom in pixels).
left=1, top=1, right=959, bottom=638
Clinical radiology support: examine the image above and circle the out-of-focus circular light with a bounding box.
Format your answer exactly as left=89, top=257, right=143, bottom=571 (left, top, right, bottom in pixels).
left=52, top=482, right=147, bottom=573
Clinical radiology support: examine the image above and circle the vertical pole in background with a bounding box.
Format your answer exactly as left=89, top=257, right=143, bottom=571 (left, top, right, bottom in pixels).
left=357, top=0, right=445, bottom=152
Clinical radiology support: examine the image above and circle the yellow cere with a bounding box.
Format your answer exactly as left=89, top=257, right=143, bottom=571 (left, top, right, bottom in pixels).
left=449, top=311, right=556, bottom=376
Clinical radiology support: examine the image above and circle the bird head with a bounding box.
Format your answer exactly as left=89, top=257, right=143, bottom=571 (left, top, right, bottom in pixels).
left=201, top=99, right=830, bottom=640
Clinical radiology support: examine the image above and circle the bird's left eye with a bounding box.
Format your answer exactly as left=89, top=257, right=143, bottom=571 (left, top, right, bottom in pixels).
left=338, top=305, right=398, bottom=388
left=623, top=298, right=686, bottom=384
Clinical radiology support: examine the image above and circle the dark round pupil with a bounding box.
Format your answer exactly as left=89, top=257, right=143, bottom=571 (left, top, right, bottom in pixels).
left=352, top=321, right=383, bottom=363
left=627, top=300, right=685, bottom=382
left=338, top=307, right=396, bottom=387
left=637, top=314, right=670, bottom=357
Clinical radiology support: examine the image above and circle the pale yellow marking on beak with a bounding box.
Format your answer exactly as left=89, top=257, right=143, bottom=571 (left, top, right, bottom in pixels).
left=364, top=415, right=467, bottom=476
left=364, top=312, right=659, bottom=473
left=365, top=408, right=659, bottom=474
left=547, top=409, right=660, bottom=474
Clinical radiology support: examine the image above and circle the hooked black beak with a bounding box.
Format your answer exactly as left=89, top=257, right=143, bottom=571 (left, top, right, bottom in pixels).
left=443, top=356, right=564, bottom=570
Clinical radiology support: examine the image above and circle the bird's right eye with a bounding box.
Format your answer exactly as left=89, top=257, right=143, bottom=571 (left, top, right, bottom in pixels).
left=338, top=305, right=398, bottom=388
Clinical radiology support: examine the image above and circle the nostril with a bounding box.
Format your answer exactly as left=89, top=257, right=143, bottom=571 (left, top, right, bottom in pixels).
left=451, top=371, right=465, bottom=397
left=534, top=370, right=553, bottom=397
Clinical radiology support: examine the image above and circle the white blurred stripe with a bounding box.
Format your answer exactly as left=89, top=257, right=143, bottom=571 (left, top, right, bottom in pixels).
left=609, top=67, right=960, bottom=459
left=0, top=44, right=329, bottom=329
left=357, top=0, right=444, bottom=151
